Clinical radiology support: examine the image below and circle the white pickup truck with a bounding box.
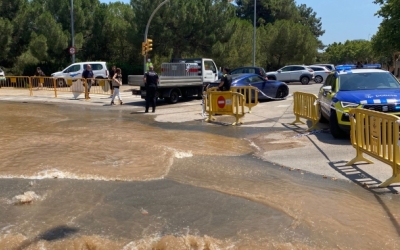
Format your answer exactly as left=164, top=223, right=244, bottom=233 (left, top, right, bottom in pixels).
left=128, top=58, right=219, bottom=103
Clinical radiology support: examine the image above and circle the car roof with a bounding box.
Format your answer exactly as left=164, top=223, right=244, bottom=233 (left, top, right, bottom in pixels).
left=232, top=73, right=261, bottom=79
left=232, top=66, right=263, bottom=70
left=335, top=69, right=387, bottom=75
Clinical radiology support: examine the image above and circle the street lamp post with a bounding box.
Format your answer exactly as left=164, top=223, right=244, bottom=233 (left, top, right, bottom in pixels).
left=253, top=0, right=256, bottom=66
left=70, top=0, right=75, bottom=63
left=143, top=0, right=170, bottom=73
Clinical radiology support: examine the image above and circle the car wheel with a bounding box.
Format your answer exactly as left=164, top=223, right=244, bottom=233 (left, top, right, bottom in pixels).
left=275, top=86, right=288, bottom=99
left=57, top=79, right=66, bottom=87
left=318, top=106, right=328, bottom=123
left=329, top=109, right=346, bottom=138
left=314, top=75, right=323, bottom=83
left=300, top=76, right=310, bottom=85
left=167, top=89, right=179, bottom=104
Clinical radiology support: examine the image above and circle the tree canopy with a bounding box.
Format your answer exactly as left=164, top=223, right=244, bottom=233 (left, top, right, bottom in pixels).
left=0, top=0, right=326, bottom=76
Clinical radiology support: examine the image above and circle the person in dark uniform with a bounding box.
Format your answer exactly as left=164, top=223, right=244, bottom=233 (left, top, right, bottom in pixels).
left=143, top=65, right=159, bottom=113
left=82, top=64, right=94, bottom=99
left=218, top=67, right=232, bottom=91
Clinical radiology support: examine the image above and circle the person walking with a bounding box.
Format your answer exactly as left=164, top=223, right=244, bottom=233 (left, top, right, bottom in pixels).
left=218, top=67, right=232, bottom=91
left=143, top=65, right=159, bottom=113
left=109, top=65, right=116, bottom=97
left=111, top=68, right=123, bottom=105
left=82, top=64, right=94, bottom=99
left=34, top=67, right=45, bottom=89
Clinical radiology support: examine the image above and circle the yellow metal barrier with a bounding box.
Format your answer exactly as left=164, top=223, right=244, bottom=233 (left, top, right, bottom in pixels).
left=31, top=76, right=58, bottom=97
left=231, top=86, right=259, bottom=113
left=1, top=76, right=33, bottom=96
left=1, top=76, right=113, bottom=100
left=346, top=108, right=400, bottom=187
left=290, top=91, right=319, bottom=131
left=204, top=88, right=245, bottom=125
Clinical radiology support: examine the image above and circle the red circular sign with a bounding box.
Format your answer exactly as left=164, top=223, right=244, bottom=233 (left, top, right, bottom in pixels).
left=69, top=47, right=76, bottom=55
left=217, top=96, right=226, bottom=108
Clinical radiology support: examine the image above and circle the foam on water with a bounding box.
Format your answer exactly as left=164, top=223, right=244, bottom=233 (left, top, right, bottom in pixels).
left=0, top=168, right=166, bottom=182
left=10, top=191, right=42, bottom=205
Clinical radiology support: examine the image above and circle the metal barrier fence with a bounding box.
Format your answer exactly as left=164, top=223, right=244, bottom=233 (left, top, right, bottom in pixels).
left=346, top=108, right=400, bottom=187
left=231, top=86, right=259, bottom=113
left=290, top=91, right=319, bottom=131
left=204, top=88, right=245, bottom=125
left=1, top=76, right=113, bottom=99
left=0, top=76, right=33, bottom=96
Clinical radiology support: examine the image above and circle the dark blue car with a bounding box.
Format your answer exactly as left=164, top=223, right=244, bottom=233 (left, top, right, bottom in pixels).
left=208, top=74, right=289, bottom=100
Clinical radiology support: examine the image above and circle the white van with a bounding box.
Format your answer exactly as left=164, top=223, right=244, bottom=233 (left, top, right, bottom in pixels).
left=51, top=61, right=109, bottom=87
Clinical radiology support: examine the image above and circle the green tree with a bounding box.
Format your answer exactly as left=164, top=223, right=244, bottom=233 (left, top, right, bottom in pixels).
left=324, top=40, right=375, bottom=65
left=0, top=18, right=13, bottom=61
left=235, top=0, right=298, bottom=25
left=212, top=20, right=253, bottom=68
left=374, top=0, right=400, bottom=52
left=86, top=2, right=136, bottom=62
left=131, top=0, right=236, bottom=58
left=260, top=20, right=318, bottom=67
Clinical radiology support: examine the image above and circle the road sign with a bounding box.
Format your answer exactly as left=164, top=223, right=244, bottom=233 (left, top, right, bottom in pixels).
left=69, top=47, right=76, bottom=55
left=217, top=96, right=226, bottom=108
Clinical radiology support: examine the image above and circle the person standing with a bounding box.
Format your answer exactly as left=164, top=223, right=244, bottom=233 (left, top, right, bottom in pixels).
left=109, top=65, right=116, bottom=97
left=143, top=65, right=159, bottom=113
left=82, top=64, right=94, bottom=99
left=111, top=68, right=123, bottom=105
left=146, top=58, right=153, bottom=72
left=218, top=67, right=232, bottom=91
left=34, top=67, right=45, bottom=89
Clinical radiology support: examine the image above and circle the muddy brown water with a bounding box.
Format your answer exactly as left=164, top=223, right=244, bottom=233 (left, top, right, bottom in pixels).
left=0, top=101, right=400, bottom=249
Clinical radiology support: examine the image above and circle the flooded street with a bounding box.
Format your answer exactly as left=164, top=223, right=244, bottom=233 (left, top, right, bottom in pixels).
left=1, top=101, right=400, bottom=249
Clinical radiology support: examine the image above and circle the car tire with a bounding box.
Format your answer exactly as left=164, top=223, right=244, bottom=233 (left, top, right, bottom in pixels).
left=167, top=89, right=179, bottom=104
left=275, top=86, right=288, bottom=99
left=57, top=79, right=66, bottom=87
left=314, top=75, right=323, bottom=83
left=329, top=109, right=346, bottom=138
left=300, top=76, right=310, bottom=85
left=318, top=106, right=328, bottom=123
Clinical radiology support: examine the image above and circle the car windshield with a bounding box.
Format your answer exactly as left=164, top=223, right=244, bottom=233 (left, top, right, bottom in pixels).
left=339, top=72, right=400, bottom=91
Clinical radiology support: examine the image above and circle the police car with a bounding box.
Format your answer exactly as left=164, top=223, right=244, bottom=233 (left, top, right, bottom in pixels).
left=318, top=64, right=400, bottom=138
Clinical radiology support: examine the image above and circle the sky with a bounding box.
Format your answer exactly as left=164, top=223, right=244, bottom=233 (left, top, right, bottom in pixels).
left=100, top=0, right=382, bottom=46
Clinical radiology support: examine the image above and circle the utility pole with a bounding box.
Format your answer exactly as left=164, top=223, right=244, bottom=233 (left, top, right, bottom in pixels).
left=253, top=0, right=256, bottom=66
left=70, top=0, right=75, bottom=63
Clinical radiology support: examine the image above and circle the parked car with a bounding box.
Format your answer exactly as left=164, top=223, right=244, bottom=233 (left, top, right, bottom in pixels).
left=308, top=65, right=331, bottom=83
left=51, top=61, right=109, bottom=87
left=313, top=63, right=335, bottom=71
left=318, top=64, right=400, bottom=138
left=266, top=65, right=314, bottom=85
left=230, top=66, right=269, bottom=80
left=208, top=73, right=289, bottom=100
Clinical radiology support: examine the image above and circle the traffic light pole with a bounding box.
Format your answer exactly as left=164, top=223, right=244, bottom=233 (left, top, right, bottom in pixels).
left=143, top=0, right=170, bottom=74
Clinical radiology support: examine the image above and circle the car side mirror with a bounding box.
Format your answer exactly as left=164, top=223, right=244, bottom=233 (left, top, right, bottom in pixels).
left=322, top=86, right=332, bottom=92
left=277, top=70, right=282, bottom=73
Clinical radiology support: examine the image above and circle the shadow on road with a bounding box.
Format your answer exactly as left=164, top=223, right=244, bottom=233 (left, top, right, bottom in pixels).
left=15, top=226, right=79, bottom=250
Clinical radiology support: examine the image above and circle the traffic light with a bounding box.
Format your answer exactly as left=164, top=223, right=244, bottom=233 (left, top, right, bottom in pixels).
left=142, top=42, right=147, bottom=56
left=146, top=39, right=153, bottom=52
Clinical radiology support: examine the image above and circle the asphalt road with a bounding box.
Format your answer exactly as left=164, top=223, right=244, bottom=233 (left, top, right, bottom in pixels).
left=0, top=82, right=398, bottom=193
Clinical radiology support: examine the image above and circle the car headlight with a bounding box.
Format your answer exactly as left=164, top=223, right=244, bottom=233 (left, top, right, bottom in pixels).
left=340, top=101, right=359, bottom=108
